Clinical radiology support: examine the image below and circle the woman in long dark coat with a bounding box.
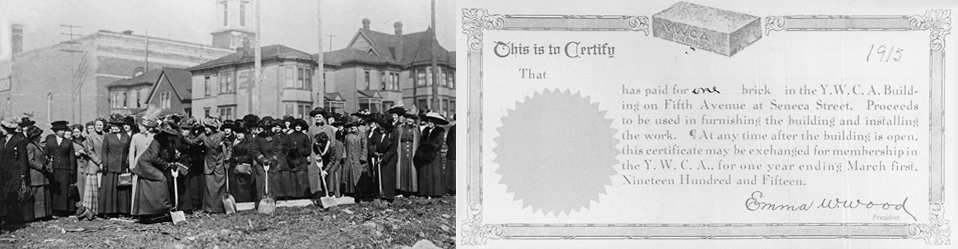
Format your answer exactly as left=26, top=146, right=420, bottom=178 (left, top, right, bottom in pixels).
left=444, top=124, right=455, bottom=196
left=99, top=120, right=131, bottom=217
left=132, top=122, right=185, bottom=223
left=416, top=113, right=447, bottom=197
left=396, top=114, right=420, bottom=194
left=372, top=115, right=397, bottom=203
left=1, top=120, right=27, bottom=223
left=228, top=122, right=266, bottom=203
left=287, top=119, right=312, bottom=197
left=46, top=121, right=77, bottom=216
left=198, top=119, right=226, bottom=213
left=258, top=118, right=292, bottom=198
left=24, top=126, right=52, bottom=221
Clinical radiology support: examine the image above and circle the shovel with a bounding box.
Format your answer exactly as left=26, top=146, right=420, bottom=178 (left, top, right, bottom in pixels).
left=170, top=166, right=186, bottom=224
left=257, top=163, right=276, bottom=214
left=222, top=163, right=237, bottom=214
left=318, top=159, right=338, bottom=208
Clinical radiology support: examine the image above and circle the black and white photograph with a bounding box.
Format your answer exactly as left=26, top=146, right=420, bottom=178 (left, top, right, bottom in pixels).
left=0, top=0, right=456, bottom=248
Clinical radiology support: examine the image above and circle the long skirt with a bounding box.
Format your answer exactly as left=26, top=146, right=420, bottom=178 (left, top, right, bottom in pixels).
left=380, top=156, right=398, bottom=200
left=189, top=165, right=204, bottom=209
left=228, top=163, right=253, bottom=203
left=202, top=171, right=226, bottom=213
left=29, top=186, right=52, bottom=220
left=444, top=159, right=455, bottom=195
left=417, top=157, right=444, bottom=197
left=325, top=162, right=343, bottom=197
left=131, top=176, right=171, bottom=216
left=272, top=169, right=304, bottom=198
left=397, top=141, right=417, bottom=192
left=50, top=170, right=76, bottom=214
left=80, top=173, right=100, bottom=213
left=99, top=172, right=131, bottom=215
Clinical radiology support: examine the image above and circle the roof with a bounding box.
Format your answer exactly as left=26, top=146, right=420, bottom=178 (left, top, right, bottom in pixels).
left=324, top=93, right=345, bottom=101
left=107, top=69, right=163, bottom=88
left=188, top=44, right=314, bottom=71
left=144, top=67, right=192, bottom=103
left=357, top=90, right=382, bottom=99
left=315, top=27, right=455, bottom=69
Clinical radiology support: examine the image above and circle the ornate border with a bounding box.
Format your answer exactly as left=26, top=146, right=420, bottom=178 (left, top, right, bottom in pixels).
left=462, top=8, right=950, bottom=246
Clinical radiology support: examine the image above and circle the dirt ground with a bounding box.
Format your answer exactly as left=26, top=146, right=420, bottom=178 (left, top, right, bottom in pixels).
left=0, top=196, right=455, bottom=249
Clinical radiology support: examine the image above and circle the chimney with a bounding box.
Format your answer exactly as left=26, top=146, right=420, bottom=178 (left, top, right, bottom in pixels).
left=362, top=18, right=370, bottom=31
left=240, top=36, right=251, bottom=56
left=394, top=22, right=403, bottom=62
left=122, top=30, right=134, bottom=35
left=11, top=24, right=23, bottom=55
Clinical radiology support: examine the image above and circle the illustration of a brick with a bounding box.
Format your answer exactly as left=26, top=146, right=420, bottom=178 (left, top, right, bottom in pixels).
left=652, top=2, right=762, bottom=56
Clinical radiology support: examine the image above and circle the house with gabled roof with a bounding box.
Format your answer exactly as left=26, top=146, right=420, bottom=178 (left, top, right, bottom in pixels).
left=319, top=18, right=456, bottom=118
left=187, top=43, right=332, bottom=120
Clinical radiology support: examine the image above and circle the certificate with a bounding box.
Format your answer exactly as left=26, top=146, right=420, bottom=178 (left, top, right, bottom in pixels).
left=456, top=0, right=956, bottom=248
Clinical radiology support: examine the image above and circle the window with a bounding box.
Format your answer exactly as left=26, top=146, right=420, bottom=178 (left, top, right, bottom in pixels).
left=298, top=103, right=311, bottom=118
left=285, top=103, right=294, bottom=117
left=218, top=105, right=236, bottom=121
left=204, top=107, right=211, bottom=118
left=121, top=92, right=128, bottom=108
left=219, top=71, right=234, bottom=93
left=450, top=72, right=455, bottom=89
left=46, top=93, right=52, bottom=122
left=297, top=68, right=305, bottom=89
left=185, top=108, right=192, bottom=117
left=450, top=100, right=455, bottom=117
left=204, top=75, right=211, bottom=96
left=160, top=91, right=171, bottom=109
left=285, top=67, right=294, bottom=88
left=380, top=72, right=386, bottom=91
left=416, top=69, right=426, bottom=87
left=418, top=98, right=427, bottom=111
left=133, top=68, right=144, bottom=77
left=443, top=98, right=450, bottom=117
left=440, top=69, right=446, bottom=87
left=134, top=90, right=141, bottom=108
left=240, top=3, right=246, bottom=26
left=446, top=72, right=453, bottom=88
left=284, top=102, right=311, bottom=119
left=304, top=68, right=312, bottom=90
left=392, top=73, right=399, bottom=90
left=222, top=2, right=228, bottom=26
left=364, top=70, right=371, bottom=90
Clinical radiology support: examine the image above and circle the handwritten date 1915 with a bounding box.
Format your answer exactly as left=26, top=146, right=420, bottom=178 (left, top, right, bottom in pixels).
left=744, top=191, right=916, bottom=221
left=866, top=44, right=903, bottom=62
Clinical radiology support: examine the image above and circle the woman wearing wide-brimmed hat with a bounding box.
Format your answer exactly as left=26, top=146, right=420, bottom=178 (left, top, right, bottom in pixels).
left=341, top=119, right=368, bottom=197
left=46, top=120, right=78, bottom=216
left=226, top=117, right=267, bottom=203
left=23, top=126, right=52, bottom=221
left=257, top=117, right=296, bottom=199
left=415, top=112, right=448, bottom=197
left=396, top=113, right=421, bottom=194
left=287, top=119, right=313, bottom=198
left=1, top=118, right=28, bottom=223
left=99, top=117, right=132, bottom=217
left=197, top=118, right=227, bottom=213
left=131, top=121, right=187, bottom=224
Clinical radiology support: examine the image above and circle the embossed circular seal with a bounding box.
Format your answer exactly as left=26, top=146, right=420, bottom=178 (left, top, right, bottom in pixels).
left=494, top=89, right=619, bottom=216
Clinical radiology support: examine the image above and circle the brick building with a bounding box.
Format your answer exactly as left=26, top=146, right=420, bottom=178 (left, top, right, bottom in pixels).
left=0, top=29, right=232, bottom=127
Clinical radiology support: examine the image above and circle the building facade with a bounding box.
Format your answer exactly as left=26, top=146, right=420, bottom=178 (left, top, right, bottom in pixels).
left=0, top=29, right=233, bottom=127
left=189, top=44, right=326, bottom=120
left=321, top=19, right=456, bottom=118
left=107, top=67, right=192, bottom=116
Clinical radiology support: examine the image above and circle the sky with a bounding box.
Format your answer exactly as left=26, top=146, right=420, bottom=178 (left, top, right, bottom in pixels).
left=0, top=0, right=456, bottom=54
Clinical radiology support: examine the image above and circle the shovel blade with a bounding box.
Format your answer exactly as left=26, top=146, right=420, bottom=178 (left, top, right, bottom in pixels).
left=223, top=194, right=237, bottom=214
left=258, top=198, right=276, bottom=214
left=337, top=197, right=356, bottom=205
left=320, top=197, right=339, bottom=208
left=170, top=211, right=186, bottom=224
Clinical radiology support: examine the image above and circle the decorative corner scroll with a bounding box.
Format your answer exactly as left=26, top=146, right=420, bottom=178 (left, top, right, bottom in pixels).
left=910, top=9, right=952, bottom=51
left=909, top=202, right=951, bottom=245
left=627, top=15, right=650, bottom=36
left=764, top=15, right=786, bottom=35
left=462, top=8, right=505, bottom=51
left=461, top=203, right=503, bottom=245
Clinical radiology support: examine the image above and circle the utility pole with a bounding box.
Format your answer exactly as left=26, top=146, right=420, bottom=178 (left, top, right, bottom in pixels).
left=317, top=0, right=324, bottom=109
left=430, top=0, right=439, bottom=113
left=60, top=24, right=83, bottom=123
left=252, top=0, right=261, bottom=115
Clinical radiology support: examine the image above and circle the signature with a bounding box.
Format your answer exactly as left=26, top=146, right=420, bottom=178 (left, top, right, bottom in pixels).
left=744, top=191, right=916, bottom=221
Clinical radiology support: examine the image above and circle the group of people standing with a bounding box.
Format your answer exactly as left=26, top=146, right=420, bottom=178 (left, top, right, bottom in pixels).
left=0, top=105, right=455, bottom=225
